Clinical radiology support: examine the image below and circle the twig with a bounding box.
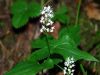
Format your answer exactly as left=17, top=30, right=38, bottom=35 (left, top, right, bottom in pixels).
left=0, top=40, right=8, bottom=59
left=0, top=15, right=9, bottom=19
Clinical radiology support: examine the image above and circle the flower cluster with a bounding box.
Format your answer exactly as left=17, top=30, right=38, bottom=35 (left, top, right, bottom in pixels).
left=63, top=57, right=75, bottom=75
left=40, top=6, right=54, bottom=32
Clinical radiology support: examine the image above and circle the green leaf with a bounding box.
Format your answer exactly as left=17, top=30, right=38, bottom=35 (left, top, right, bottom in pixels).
left=66, top=25, right=80, bottom=45
left=31, top=34, right=54, bottom=48
left=53, top=4, right=68, bottom=24
left=59, top=25, right=80, bottom=45
left=28, top=47, right=49, bottom=62
left=11, top=1, right=41, bottom=28
left=41, top=58, right=62, bottom=69
left=31, top=26, right=98, bottom=62
left=28, top=2, right=41, bottom=17
left=41, top=58, right=54, bottom=69
left=52, top=58, right=62, bottom=64
left=12, top=13, right=28, bottom=28
left=54, top=14, right=68, bottom=24
left=55, top=5, right=67, bottom=14
left=11, top=1, right=29, bottom=28
left=11, top=1, right=28, bottom=14
left=50, top=32, right=98, bottom=61
left=5, top=58, right=62, bottom=75
left=31, top=38, right=47, bottom=48
left=5, top=61, right=42, bottom=75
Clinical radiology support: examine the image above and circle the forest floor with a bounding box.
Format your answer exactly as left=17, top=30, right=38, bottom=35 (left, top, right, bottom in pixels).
left=0, top=0, right=100, bottom=75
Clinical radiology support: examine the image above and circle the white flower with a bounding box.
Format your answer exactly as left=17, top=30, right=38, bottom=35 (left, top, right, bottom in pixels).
left=46, top=28, right=50, bottom=32
left=51, top=26, right=55, bottom=30
left=46, top=6, right=50, bottom=11
left=44, top=14, right=48, bottom=18
left=41, top=11, right=45, bottom=14
left=68, top=68, right=71, bottom=74
left=71, top=70, right=75, bottom=73
left=64, top=61, right=69, bottom=66
left=48, top=19, right=54, bottom=25
left=46, top=21, right=53, bottom=26
left=71, top=73, right=73, bottom=75
left=49, top=10, right=53, bottom=13
left=46, top=23, right=51, bottom=26
left=63, top=57, right=75, bottom=75
left=40, top=16, right=45, bottom=23
left=40, top=28, right=43, bottom=32
left=40, top=5, right=54, bottom=32
left=64, top=67, right=67, bottom=70
left=50, top=29, right=53, bottom=32
left=49, top=26, right=55, bottom=32
left=63, top=69, right=66, bottom=75
left=41, top=6, right=51, bottom=14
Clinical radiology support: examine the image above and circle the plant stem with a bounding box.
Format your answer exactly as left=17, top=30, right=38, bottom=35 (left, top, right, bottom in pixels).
left=45, top=34, right=64, bottom=74
left=45, top=34, right=51, bottom=58
left=75, top=0, right=82, bottom=26
left=55, top=64, right=64, bottom=71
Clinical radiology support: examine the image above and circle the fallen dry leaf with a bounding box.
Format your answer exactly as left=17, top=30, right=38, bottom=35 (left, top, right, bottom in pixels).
left=84, top=2, right=100, bottom=20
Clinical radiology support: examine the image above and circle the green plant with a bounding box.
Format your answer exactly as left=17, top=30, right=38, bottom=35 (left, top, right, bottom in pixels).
left=11, top=0, right=41, bottom=28
left=80, top=64, right=87, bottom=75
left=5, top=0, right=98, bottom=75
